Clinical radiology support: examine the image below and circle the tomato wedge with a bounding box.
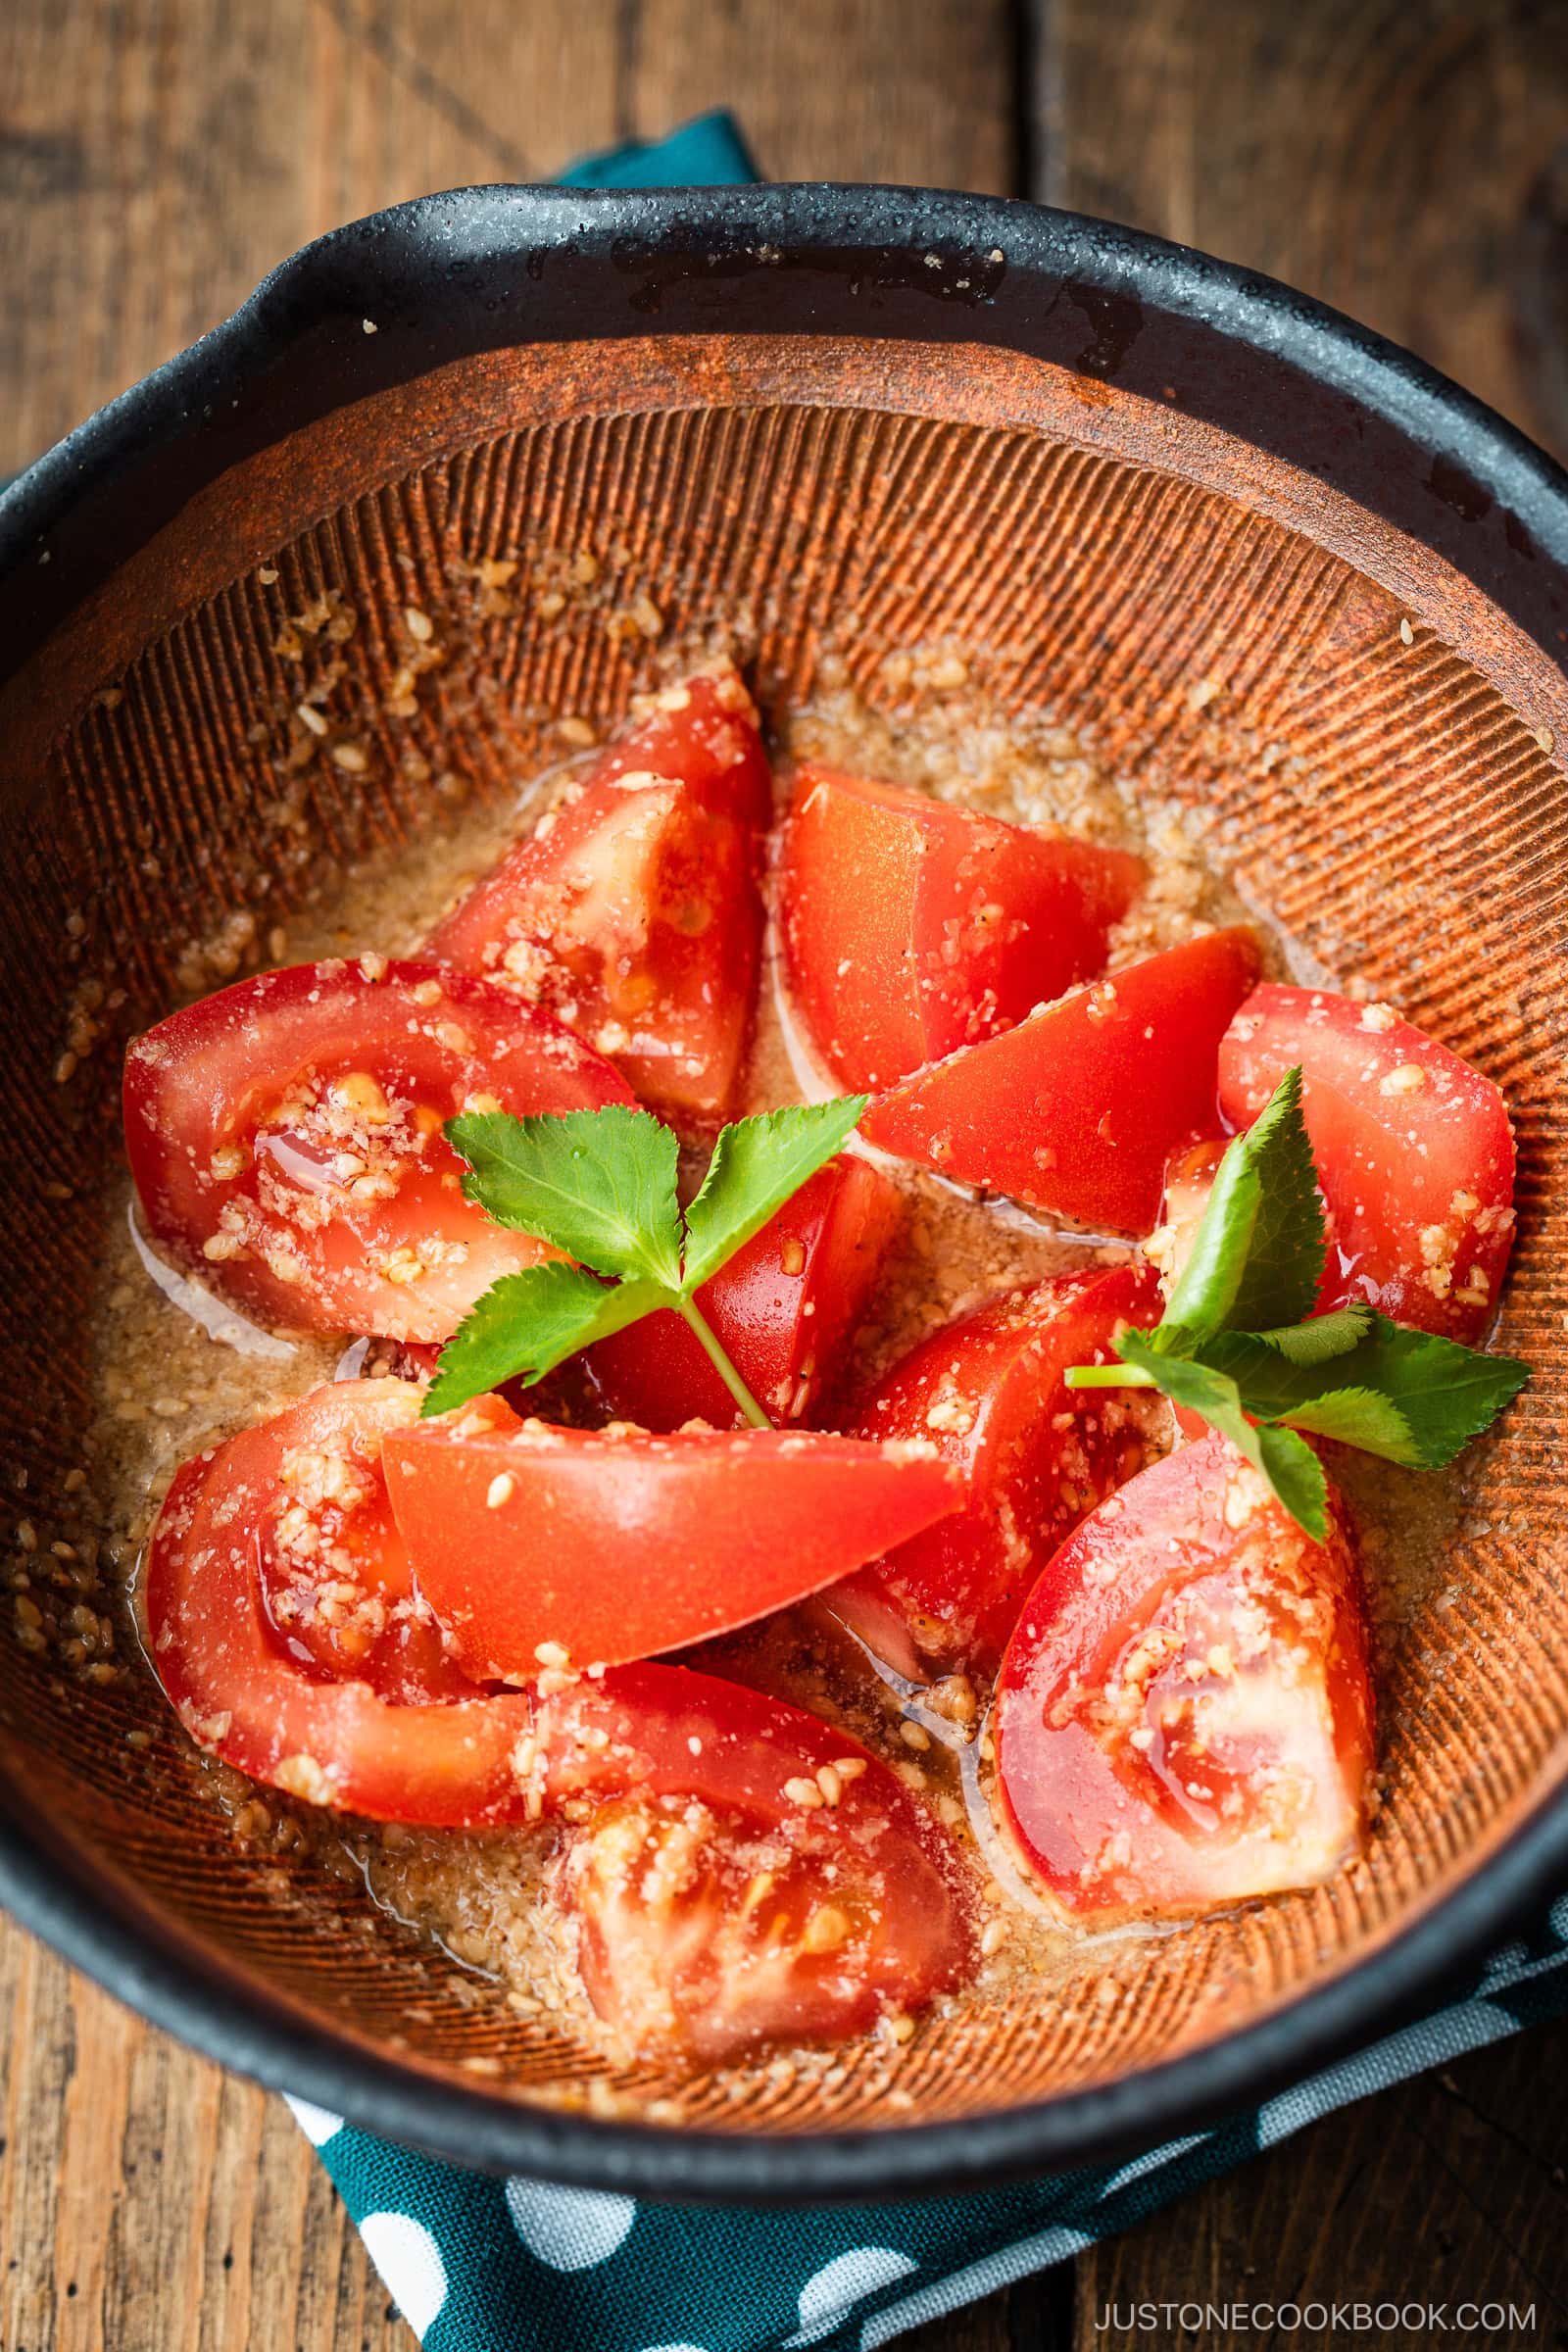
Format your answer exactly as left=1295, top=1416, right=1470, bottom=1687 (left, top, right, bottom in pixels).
left=859, top=927, right=1261, bottom=1234
left=829, top=1264, right=1167, bottom=1678
left=1217, top=984, right=1516, bottom=1343
left=382, top=1410, right=964, bottom=1681
left=124, top=958, right=632, bottom=1344
left=146, top=1371, right=977, bottom=2082
left=995, top=1431, right=1374, bottom=1924
left=586, top=1155, right=903, bottom=1430
left=143, top=1381, right=540, bottom=1825
left=780, top=762, right=1146, bottom=1090
left=537, top=1662, right=973, bottom=2060
left=427, top=663, right=770, bottom=1126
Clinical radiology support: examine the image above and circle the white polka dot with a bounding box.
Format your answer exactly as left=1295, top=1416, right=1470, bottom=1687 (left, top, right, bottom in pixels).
left=283, top=2095, right=343, bottom=2147
left=360, top=2212, right=448, bottom=2337
left=637, top=2344, right=711, bottom=2352
left=782, top=2247, right=918, bottom=2346
left=504, top=2177, right=636, bottom=2270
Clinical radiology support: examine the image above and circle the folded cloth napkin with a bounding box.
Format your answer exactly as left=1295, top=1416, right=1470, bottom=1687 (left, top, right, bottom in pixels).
left=293, top=1906, right=1568, bottom=2349
left=283, top=113, right=1568, bottom=2348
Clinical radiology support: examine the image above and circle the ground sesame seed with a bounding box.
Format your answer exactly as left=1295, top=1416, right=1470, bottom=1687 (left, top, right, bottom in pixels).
left=486, top=1473, right=515, bottom=1509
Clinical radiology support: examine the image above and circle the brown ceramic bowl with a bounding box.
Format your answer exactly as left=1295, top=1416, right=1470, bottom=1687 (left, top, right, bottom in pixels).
left=0, top=186, right=1565, bottom=2203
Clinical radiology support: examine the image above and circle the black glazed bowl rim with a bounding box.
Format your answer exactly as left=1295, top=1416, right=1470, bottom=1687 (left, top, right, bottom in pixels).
left=2, top=182, right=1567, bottom=2204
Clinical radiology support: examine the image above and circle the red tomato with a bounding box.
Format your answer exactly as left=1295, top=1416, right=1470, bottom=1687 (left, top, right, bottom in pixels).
left=123, top=958, right=632, bottom=1344
left=146, top=1375, right=977, bottom=2082
left=586, top=1155, right=903, bottom=1430
left=427, top=664, right=770, bottom=1126
left=536, top=1662, right=974, bottom=2060
left=780, top=763, right=1146, bottom=1091
left=829, top=1264, right=1167, bottom=1677
left=995, top=1431, right=1374, bottom=1924
left=1217, top=984, right=1516, bottom=1343
left=253, top=1384, right=476, bottom=1704
left=859, top=927, right=1261, bottom=1234
left=143, top=1381, right=540, bottom=1825
left=382, top=1411, right=964, bottom=1682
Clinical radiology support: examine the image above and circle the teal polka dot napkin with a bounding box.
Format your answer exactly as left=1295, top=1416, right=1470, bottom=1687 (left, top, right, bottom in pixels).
left=292, top=1904, right=1568, bottom=2349
left=283, top=116, right=1568, bottom=2347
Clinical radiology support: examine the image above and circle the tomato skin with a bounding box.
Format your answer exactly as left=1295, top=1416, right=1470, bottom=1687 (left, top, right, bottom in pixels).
left=427, top=665, right=770, bottom=1127
left=829, top=1264, right=1167, bottom=1676
left=585, top=1155, right=903, bottom=1431
left=123, top=958, right=632, bottom=1344
left=382, top=1415, right=964, bottom=1681
left=780, top=763, right=1146, bottom=1091
left=995, top=1431, right=1374, bottom=1925
left=1217, top=984, right=1516, bottom=1343
left=143, top=1381, right=542, bottom=1827
left=859, top=928, right=1262, bottom=1235
left=536, top=1662, right=974, bottom=2060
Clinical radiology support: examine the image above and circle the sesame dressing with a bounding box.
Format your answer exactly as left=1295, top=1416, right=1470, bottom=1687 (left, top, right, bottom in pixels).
left=44, top=649, right=1470, bottom=2105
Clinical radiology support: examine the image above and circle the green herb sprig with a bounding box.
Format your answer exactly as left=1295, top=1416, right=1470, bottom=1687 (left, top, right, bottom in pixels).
left=422, top=1097, right=867, bottom=1423
left=1065, top=1066, right=1529, bottom=1541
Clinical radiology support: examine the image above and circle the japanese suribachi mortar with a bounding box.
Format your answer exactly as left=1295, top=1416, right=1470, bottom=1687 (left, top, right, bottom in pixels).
left=0, top=185, right=1564, bottom=2203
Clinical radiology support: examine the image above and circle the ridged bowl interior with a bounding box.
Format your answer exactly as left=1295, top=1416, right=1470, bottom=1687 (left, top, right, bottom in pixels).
left=1, top=322, right=1565, bottom=2150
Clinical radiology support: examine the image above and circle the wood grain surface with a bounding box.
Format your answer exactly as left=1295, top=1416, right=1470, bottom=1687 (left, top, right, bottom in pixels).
left=2, top=2, right=1567, bottom=2347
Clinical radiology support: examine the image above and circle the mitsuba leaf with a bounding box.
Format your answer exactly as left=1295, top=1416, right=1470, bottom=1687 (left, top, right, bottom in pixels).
left=1162, top=1067, right=1325, bottom=1339
left=1274, top=1385, right=1421, bottom=1464
left=1200, top=1313, right=1527, bottom=1465
left=1114, top=1327, right=1330, bottom=1542
left=421, top=1264, right=669, bottom=1418
left=682, top=1097, right=867, bottom=1290
left=447, top=1104, right=682, bottom=1287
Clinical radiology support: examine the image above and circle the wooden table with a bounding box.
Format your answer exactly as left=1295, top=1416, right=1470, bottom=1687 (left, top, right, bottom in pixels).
left=4, top=4, right=1568, bottom=2345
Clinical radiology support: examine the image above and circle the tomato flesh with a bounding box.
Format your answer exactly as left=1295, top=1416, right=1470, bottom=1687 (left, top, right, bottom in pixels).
left=253, top=1386, right=476, bottom=1704
left=143, top=1381, right=540, bottom=1825
left=536, top=1662, right=974, bottom=2060
left=124, top=958, right=633, bottom=1344
left=382, top=1410, right=964, bottom=1681
left=830, top=1264, right=1168, bottom=1677
left=780, top=762, right=1146, bottom=1090
left=586, top=1155, right=903, bottom=1430
left=427, top=664, right=770, bottom=1127
left=1217, top=984, right=1516, bottom=1343
left=859, top=928, right=1261, bottom=1234
left=995, top=1431, right=1374, bottom=1923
